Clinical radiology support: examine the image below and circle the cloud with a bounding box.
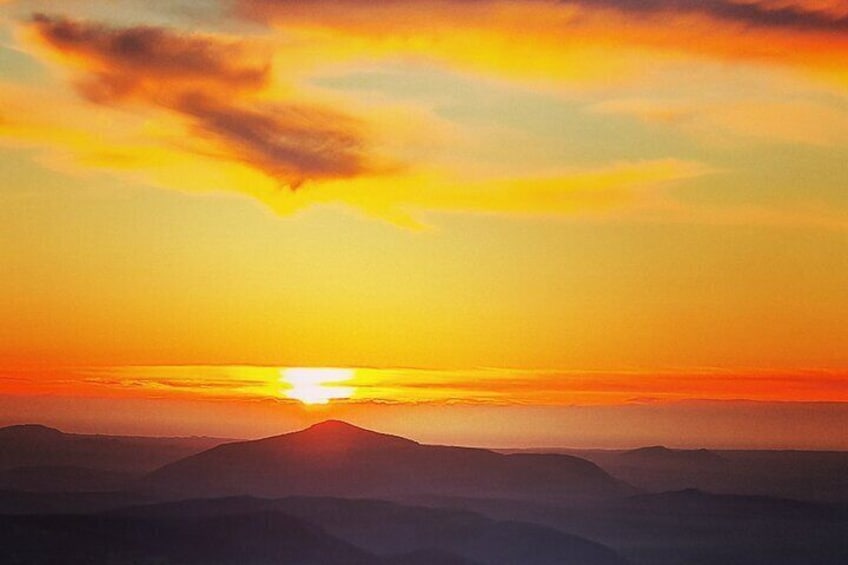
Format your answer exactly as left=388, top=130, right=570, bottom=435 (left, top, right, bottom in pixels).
left=578, top=0, right=848, bottom=32
left=30, top=12, right=270, bottom=97
left=241, top=0, right=848, bottom=33
left=235, top=0, right=848, bottom=84
left=175, top=93, right=373, bottom=187
left=24, top=364, right=848, bottom=406
left=291, top=159, right=711, bottom=228
left=6, top=13, right=714, bottom=227
left=26, top=14, right=381, bottom=189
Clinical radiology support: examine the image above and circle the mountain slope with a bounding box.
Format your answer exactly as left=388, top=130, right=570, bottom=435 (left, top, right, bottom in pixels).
left=112, top=495, right=630, bottom=565
left=554, top=446, right=848, bottom=502
left=416, top=489, right=848, bottom=565
left=0, top=465, right=134, bottom=492
left=0, top=510, right=384, bottom=565
left=0, top=424, right=231, bottom=473
left=144, top=420, right=631, bottom=500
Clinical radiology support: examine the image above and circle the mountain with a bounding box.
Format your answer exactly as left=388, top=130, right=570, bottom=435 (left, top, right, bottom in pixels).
left=0, top=465, right=134, bottom=492
left=144, top=420, right=631, bottom=500
left=0, top=488, right=155, bottom=515
left=412, top=489, right=848, bottom=565
left=544, top=446, right=848, bottom=503
left=0, top=423, right=232, bottom=473
left=711, top=450, right=848, bottom=503
left=0, top=424, right=63, bottom=440
left=111, top=495, right=630, bottom=565
left=384, top=549, right=483, bottom=565
left=620, top=446, right=726, bottom=465
left=0, top=510, right=385, bottom=565
left=275, top=496, right=630, bottom=565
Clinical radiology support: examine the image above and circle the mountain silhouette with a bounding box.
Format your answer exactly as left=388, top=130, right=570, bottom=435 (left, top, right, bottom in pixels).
left=0, top=465, right=133, bottom=492
left=560, top=446, right=848, bottom=503
left=111, top=495, right=630, bottom=565
left=621, top=488, right=848, bottom=520
left=384, top=549, right=483, bottom=565
left=621, top=446, right=726, bottom=465
left=145, top=420, right=631, bottom=500
left=0, top=510, right=385, bottom=565
left=1, top=420, right=845, bottom=565
left=0, top=424, right=64, bottom=440
left=0, top=423, right=230, bottom=473
left=424, top=487, right=848, bottom=565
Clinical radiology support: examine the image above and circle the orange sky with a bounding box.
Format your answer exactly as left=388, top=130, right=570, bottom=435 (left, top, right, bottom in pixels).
left=1, top=0, right=846, bottom=447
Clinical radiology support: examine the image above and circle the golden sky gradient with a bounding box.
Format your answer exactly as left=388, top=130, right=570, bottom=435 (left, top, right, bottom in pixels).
left=1, top=0, right=846, bottom=446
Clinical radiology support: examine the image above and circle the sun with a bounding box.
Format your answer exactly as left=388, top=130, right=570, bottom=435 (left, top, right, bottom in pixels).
left=280, top=368, right=356, bottom=405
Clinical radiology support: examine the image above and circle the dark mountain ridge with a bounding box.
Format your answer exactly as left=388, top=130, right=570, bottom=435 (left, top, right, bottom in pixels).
left=0, top=424, right=64, bottom=439
left=0, top=510, right=383, bottom=565
left=526, top=446, right=848, bottom=503
left=108, top=495, right=630, bottom=565
left=144, top=420, right=632, bottom=500
left=0, top=465, right=134, bottom=492
left=0, top=423, right=231, bottom=473
left=622, top=446, right=726, bottom=463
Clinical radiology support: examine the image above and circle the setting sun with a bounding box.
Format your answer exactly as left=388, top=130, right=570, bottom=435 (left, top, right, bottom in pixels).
left=280, top=368, right=356, bottom=405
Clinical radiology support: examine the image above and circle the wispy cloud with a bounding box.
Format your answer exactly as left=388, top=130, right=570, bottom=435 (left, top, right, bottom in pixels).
left=3, top=365, right=842, bottom=406
left=236, top=0, right=848, bottom=84
left=301, top=159, right=712, bottom=228
left=26, top=14, right=383, bottom=189
left=1, top=7, right=840, bottom=230
left=2, top=13, right=714, bottom=227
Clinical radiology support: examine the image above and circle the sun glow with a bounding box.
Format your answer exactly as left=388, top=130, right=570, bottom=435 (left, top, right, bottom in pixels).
left=281, top=368, right=356, bottom=405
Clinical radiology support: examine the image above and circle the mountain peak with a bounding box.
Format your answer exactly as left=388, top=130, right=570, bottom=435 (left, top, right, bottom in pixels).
left=306, top=420, right=367, bottom=433
left=289, top=420, right=417, bottom=449
left=625, top=445, right=672, bottom=456
left=145, top=420, right=630, bottom=500
left=218, top=420, right=421, bottom=456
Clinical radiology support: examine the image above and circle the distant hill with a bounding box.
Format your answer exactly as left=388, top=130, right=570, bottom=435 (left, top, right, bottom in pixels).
left=411, top=488, right=848, bottom=565
left=0, top=488, right=155, bottom=515
left=523, top=446, right=848, bottom=503
left=620, top=488, right=848, bottom=520
left=0, top=465, right=134, bottom=492
left=112, top=495, right=630, bottom=565
left=144, top=420, right=631, bottom=500
left=384, top=549, right=483, bottom=565
left=0, top=423, right=232, bottom=473
left=621, top=446, right=726, bottom=465
left=2, top=420, right=846, bottom=565
left=0, top=511, right=384, bottom=565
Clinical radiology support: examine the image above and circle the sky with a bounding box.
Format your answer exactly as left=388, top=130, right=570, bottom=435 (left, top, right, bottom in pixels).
left=1, top=0, right=846, bottom=448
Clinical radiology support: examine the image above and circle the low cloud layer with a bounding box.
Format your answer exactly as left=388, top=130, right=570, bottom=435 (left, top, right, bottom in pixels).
left=46, top=365, right=848, bottom=405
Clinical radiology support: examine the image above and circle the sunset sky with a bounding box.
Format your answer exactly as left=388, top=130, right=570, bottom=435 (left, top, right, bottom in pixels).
left=1, top=0, right=846, bottom=448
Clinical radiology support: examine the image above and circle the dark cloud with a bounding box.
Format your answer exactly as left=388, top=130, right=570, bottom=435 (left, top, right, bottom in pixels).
left=240, top=0, right=848, bottom=34
left=579, top=0, right=848, bottom=33
left=176, top=93, right=372, bottom=187
left=28, top=14, right=378, bottom=188
left=31, top=14, right=270, bottom=93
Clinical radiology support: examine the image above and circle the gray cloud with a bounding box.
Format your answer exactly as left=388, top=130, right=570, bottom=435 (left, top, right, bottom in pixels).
left=238, top=0, right=848, bottom=34
left=29, top=14, right=380, bottom=188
